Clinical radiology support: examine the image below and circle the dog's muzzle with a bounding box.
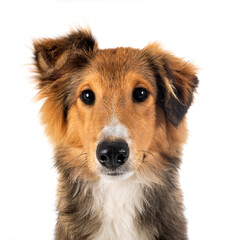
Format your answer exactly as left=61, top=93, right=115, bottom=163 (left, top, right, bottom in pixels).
left=96, top=140, right=129, bottom=170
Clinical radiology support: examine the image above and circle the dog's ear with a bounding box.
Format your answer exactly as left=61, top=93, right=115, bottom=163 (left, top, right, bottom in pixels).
left=144, top=43, right=198, bottom=127
left=33, top=29, right=97, bottom=76
left=32, top=29, right=98, bottom=144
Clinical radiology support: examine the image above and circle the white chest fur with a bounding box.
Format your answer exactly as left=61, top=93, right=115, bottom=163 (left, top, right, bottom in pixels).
left=92, top=174, right=144, bottom=240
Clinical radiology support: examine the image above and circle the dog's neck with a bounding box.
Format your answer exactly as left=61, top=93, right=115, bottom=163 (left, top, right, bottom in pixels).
left=92, top=174, right=145, bottom=240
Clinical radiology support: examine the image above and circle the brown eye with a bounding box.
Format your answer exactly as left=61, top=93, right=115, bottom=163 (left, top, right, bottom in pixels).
left=80, top=90, right=95, bottom=105
left=132, top=88, right=149, bottom=103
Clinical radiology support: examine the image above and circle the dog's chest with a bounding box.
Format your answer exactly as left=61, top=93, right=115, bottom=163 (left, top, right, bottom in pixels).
left=92, top=177, right=144, bottom=240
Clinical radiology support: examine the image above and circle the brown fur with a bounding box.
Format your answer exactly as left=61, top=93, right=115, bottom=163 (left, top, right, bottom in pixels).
left=33, top=28, right=198, bottom=239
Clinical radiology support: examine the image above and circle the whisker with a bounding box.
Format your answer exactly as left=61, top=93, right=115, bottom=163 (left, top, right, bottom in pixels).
left=68, top=151, right=88, bottom=164
left=138, top=149, right=161, bottom=169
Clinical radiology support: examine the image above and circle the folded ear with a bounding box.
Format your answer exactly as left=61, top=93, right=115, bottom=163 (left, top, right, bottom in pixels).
left=33, top=29, right=97, bottom=75
left=144, top=43, right=199, bottom=127
left=32, top=29, right=98, bottom=144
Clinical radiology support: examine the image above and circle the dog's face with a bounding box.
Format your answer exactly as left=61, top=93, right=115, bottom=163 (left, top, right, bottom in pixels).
left=73, top=51, right=158, bottom=179
left=33, top=29, right=198, bottom=180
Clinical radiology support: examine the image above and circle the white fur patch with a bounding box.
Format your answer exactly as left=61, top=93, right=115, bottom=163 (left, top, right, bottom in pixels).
left=93, top=174, right=144, bottom=240
left=100, top=116, right=129, bottom=140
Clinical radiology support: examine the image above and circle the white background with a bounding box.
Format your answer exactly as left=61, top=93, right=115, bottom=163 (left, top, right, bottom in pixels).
left=0, top=0, right=229, bottom=239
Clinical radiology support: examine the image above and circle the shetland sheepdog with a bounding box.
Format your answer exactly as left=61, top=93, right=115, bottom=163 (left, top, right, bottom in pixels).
left=33, top=28, right=198, bottom=240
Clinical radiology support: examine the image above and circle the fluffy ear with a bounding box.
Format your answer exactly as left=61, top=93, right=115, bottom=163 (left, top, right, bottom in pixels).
left=144, top=43, right=198, bottom=127
left=33, top=29, right=97, bottom=75
left=32, top=29, right=98, bottom=144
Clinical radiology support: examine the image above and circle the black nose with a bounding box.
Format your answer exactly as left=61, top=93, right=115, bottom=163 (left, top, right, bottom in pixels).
left=96, top=140, right=129, bottom=170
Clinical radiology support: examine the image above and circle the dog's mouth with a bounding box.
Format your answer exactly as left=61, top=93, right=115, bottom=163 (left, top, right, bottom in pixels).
left=107, top=172, right=125, bottom=176
left=99, top=170, right=134, bottom=181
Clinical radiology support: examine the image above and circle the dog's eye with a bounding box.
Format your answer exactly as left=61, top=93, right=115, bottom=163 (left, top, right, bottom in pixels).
left=80, top=90, right=95, bottom=105
left=132, top=88, right=149, bottom=103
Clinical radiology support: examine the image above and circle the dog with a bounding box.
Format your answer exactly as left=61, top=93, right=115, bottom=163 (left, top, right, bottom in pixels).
left=33, top=28, right=198, bottom=240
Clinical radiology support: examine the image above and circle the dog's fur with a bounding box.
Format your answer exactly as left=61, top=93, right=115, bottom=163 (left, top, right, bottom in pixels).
left=33, top=29, right=198, bottom=240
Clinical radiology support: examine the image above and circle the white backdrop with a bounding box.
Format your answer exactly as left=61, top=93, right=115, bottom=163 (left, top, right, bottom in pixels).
left=0, top=0, right=229, bottom=239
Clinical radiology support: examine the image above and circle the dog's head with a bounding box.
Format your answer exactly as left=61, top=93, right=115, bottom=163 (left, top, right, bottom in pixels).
left=33, top=29, right=198, bottom=181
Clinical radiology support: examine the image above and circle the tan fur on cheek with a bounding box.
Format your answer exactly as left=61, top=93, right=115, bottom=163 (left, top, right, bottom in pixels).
left=56, top=146, right=99, bottom=180
left=64, top=106, right=83, bottom=146
left=40, top=98, right=67, bottom=144
left=124, top=102, right=157, bottom=172
left=134, top=106, right=188, bottom=183
left=136, top=153, right=164, bottom=186
left=64, top=105, right=100, bottom=176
